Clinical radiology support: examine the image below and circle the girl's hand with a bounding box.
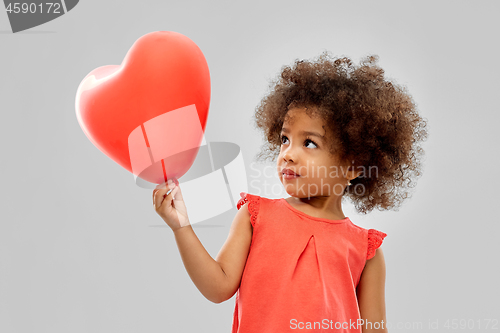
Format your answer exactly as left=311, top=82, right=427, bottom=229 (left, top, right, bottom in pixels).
left=153, top=178, right=190, bottom=231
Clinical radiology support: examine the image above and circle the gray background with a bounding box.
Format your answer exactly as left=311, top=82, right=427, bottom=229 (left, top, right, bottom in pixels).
left=1, top=1, right=499, bottom=332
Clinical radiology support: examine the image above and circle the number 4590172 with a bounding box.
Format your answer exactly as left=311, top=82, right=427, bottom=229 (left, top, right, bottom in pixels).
left=6, top=2, right=62, bottom=14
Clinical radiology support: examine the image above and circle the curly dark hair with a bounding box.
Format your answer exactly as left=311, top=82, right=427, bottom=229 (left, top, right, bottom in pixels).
left=253, top=51, right=428, bottom=214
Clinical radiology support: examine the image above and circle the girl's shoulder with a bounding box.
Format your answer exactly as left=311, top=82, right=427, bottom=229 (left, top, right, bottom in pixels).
left=236, top=192, right=282, bottom=227
left=236, top=192, right=266, bottom=227
left=348, top=222, right=388, bottom=260
left=236, top=192, right=255, bottom=210
left=366, top=228, right=387, bottom=259
left=236, top=192, right=278, bottom=210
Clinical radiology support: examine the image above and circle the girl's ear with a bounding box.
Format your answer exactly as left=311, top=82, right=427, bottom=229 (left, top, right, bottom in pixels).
left=345, top=165, right=364, bottom=182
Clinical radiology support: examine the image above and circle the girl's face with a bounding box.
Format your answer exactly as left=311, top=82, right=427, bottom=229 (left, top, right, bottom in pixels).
left=277, top=107, right=350, bottom=198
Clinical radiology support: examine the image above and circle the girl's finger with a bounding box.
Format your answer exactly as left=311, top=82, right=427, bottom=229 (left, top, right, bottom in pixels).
left=158, top=183, right=176, bottom=208
left=152, top=189, right=158, bottom=205
left=170, top=182, right=183, bottom=201
left=152, top=187, right=164, bottom=205
left=170, top=186, right=179, bottom=200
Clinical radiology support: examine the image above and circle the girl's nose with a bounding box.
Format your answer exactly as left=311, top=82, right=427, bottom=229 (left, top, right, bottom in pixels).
left=283, top=144, right=297, bottom=162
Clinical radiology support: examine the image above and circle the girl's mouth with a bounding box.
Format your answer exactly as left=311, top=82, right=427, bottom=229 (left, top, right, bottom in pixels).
left=282, top=173, right=300, bottom=180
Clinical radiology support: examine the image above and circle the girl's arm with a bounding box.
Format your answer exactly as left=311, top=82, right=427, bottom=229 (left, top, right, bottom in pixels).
left=356, top=248, right=389, bottom=333
left=173, top=202, right=253, bottom=303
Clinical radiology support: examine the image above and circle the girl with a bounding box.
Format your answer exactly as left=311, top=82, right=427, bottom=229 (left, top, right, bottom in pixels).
left=152, top=53, right=428, bottom=332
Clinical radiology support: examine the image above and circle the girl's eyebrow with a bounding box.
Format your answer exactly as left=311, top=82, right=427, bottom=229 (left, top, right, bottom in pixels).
left=281, top=127, right=324, bottom=141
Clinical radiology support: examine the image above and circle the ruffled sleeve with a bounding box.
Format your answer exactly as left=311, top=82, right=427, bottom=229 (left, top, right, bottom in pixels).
left=367, top=229, right=387, bottom=260
left=236, top=192, right=260, bottom=227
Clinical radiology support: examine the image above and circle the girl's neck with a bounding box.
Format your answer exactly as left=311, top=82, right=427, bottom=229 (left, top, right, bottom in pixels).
left=286, top=194, right=346, bottom=220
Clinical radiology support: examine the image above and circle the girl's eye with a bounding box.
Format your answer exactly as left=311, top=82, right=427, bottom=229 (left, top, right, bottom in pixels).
left=305, top=138, right=318, bottom=148
left=280, top=135, right=318, bottom=149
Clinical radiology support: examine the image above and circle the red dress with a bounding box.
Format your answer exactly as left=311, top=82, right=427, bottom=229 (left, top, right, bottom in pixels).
left=232, top=192, right=387, bottom=333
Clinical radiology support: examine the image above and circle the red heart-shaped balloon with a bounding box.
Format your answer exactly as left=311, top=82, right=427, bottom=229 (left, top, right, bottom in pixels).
left=75, top=31, right=211, bottom=185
